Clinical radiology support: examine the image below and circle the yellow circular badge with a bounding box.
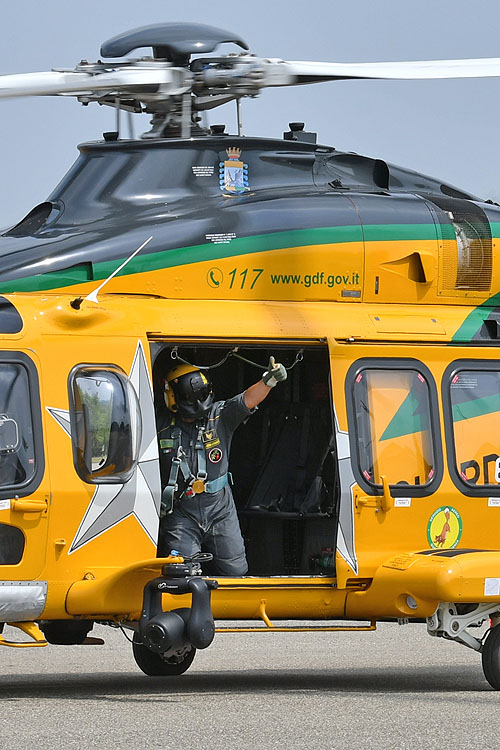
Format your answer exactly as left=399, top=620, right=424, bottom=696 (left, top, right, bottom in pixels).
left=427, top=506, right=462, bottom=549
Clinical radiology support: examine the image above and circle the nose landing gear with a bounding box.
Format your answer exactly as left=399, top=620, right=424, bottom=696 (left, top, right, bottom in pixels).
left=132, top=552, right=217, bottom=677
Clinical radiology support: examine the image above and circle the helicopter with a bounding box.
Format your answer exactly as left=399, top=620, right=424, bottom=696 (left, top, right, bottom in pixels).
left=2, top=22, right=500, bottom=688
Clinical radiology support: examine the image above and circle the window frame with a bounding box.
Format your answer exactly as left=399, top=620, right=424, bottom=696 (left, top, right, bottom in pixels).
left=0, top=351, right=45, bottom=500
left=443, top=359, right=500, bottom=497
left=68, top=363, right=141, bottom=485
left=345, top=357, right=443, bottom=497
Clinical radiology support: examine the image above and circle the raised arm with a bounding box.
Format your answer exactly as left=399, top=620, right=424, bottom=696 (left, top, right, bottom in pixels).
left=244, top=356, right=287, bottom=410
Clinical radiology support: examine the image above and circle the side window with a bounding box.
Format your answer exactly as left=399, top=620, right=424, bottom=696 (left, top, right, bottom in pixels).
left=70, top=366, right=141, bottom=484
left=348, top=360, right=441, bottom=493
left=0, top=362, right=36, bottom=490
left=0, top=523, right=24, bottom=564
left=445, top=363, right=500, bottom=494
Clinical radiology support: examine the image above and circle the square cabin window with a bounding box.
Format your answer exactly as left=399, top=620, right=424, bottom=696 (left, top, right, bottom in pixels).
left=70, top=367, right=141, bottom=484
left=449, top=368, right=500, bottom=489
left=353, top=368, right=436, bottom=489
left=0, top=363, right=36, bottom=489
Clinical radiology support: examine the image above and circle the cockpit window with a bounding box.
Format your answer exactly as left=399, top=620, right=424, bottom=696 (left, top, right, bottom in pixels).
left=70, top=366, right=141, bottom=484
left=446, top=364, right=500, bottom=492
left=0, top=363, right=36, bottom=488
left=348, top=361, right=439, bottom=492
left=0, top=297, right=23, bottom=334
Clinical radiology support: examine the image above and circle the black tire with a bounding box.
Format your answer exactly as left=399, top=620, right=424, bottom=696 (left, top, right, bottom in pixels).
left=132, top=633, right=196, bottom=676
left=39, top=619, right=94, bottom=645
left=482, top=623, right=500, bottom=689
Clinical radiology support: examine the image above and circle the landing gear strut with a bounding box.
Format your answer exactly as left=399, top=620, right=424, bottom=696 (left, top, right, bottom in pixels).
left=427, top=602, right=500, bottom=690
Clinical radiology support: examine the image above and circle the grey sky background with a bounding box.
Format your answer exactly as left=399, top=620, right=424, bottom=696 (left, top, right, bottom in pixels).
left=2, top=0, right=500, bottom=225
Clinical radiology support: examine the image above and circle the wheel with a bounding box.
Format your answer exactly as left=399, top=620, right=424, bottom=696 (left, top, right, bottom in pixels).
left=482, top=623, right=500, bottom=689
left=39, top=619, right=94, bottom=645
left=132, top=633, right=196, bottom=676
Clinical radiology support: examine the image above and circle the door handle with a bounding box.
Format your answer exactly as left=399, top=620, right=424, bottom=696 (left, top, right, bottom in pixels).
left=378, top=475, right=394, bottom=513
left=355, top=476, right=393, bottom=514
left=11, top=497, right=48, bottom=513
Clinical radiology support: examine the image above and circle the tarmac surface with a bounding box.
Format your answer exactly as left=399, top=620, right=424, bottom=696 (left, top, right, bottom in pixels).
left=0, top=620, right=499, bottom=749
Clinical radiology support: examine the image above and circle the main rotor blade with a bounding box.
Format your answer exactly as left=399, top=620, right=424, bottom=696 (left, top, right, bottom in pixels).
left=3, top=55, right=500, bottom=108
left=196, top=55, right=500, bottom=94
left=271, top=57, right=500, bottom=84
left=0, top=68, right=189, bottom=99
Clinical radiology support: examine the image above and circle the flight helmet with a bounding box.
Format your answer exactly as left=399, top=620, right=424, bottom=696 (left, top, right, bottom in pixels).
left=165, top=364, right=213, bottom=419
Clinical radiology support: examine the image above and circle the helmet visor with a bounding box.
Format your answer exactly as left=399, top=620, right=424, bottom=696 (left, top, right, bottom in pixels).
left=184, top=374, right=210, bottom=403
left=172, top=370, right=213, bottom=418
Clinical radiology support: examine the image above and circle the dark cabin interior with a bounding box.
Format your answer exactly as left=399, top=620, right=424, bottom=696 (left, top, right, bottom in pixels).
left=152, top=343, right=339, bottom=576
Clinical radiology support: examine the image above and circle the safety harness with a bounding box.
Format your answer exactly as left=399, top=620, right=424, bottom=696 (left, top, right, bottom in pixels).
left=161, top=418, right=229, bottom=516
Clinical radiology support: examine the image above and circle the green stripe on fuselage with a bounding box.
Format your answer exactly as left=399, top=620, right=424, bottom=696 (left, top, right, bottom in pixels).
left=0, top=223, right=446, bottom=294
left=451, top=292, right=500, bottom=343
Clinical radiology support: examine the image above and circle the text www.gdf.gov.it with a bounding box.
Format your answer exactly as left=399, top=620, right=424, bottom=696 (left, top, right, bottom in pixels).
left=270, top=271, right=360, bottom=288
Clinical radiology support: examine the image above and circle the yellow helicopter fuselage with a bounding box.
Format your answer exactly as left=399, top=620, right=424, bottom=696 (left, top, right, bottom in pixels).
left=1, top=247, right=500, bottom=630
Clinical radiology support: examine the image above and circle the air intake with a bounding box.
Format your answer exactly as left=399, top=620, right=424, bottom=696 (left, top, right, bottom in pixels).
left=426, top=196, right=492, bottom=293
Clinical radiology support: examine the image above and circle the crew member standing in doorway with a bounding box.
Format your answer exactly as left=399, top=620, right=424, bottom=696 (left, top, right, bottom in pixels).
left=157, top=356, right=287, bottom=575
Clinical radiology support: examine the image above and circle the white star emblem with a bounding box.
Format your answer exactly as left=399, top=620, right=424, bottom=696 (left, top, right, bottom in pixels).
left=47, top=340, right=161, bottom=553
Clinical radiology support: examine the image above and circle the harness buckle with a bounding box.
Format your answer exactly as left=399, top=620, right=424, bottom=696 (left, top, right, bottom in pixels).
left=191, top=479, right=206, bottom=494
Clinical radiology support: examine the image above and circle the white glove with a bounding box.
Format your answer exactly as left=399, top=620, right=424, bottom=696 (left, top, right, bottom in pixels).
left=262, top=356, right=287, bottom=388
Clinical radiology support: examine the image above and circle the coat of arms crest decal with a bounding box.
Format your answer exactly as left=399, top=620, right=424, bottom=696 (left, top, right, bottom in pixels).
left=219, top=147, right=249, bottom=193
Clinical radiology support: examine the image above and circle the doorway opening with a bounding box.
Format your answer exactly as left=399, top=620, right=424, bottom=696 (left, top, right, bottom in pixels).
left=151, top=342, right=339, bottom=576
